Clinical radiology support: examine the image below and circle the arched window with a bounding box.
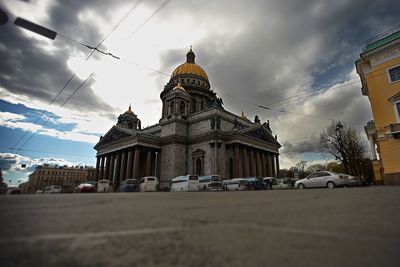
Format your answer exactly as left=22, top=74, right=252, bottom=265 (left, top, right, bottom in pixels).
left=180, top=101, right=186, bottom=114
left=191, top=99, right=196, bottom=113
left=199, top=100, right=204, bottom=111
left=168, top=101, right=174, bottom=114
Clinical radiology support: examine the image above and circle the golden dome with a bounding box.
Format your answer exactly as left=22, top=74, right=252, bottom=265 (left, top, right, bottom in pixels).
left=124, top=104, right=135, bottom=115
left=170, top=48, right=209, bottom=82
left=240, top=109, right=249, bottom=120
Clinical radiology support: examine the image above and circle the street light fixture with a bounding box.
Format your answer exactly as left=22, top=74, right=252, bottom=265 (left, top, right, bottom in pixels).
left=14, top=17, right=57, bottom=40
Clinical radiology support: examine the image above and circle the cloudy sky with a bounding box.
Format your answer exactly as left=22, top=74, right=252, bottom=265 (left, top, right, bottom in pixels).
left=0, top=0, right=399, bottom=185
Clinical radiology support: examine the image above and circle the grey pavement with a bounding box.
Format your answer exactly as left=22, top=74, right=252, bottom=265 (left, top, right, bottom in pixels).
left=0, top=187, right=399, bottom=267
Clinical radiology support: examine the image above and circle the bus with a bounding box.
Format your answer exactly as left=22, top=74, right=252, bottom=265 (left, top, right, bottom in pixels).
left=198, top=175, right=222, bottom=191
left=170, top=175, right=199, bottom=192
left=138, top=176, right=158, bottom=192
left=222, top=178, right=247, bottom=191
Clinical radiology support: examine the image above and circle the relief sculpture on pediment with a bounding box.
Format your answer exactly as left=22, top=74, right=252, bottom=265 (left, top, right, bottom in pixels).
left=245, top=128, right=274, bottom=143
left=99, top=130, right=131, bottom=146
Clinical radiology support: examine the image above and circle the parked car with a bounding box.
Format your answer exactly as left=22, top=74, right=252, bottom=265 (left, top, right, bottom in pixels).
left=97, top=179, right=112, bottom=193
left=271, top=178, right=294, bottom=190
left=345, top=175, right=359, bottom=187
left=118, top=179, right=138, bottom=192
left=75, top=183, right=96, bottom=193
left=222, top=178, right=247, bottom=191
left=263, top=177, right=274, bottom=189
left=7, top=188, right=21, bottom=194
left=294, top=171, right=349, bottom=189
left=35, top=190, right=44, bottom=194
left=44, top=185, right=62, bottom=193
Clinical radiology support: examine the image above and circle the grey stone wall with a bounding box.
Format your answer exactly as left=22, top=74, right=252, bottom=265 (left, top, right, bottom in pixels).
left=160, top=120, right=188, bottom=138
left=159, top=143, right=187, bottom=190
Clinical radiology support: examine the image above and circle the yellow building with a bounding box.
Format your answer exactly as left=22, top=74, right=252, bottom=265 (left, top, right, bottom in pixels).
left=356, top=27, right=400, bottom=185
left=27, top=164, right=95, bottom=193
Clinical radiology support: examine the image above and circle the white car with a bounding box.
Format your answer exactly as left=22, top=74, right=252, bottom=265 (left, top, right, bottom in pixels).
left=294, top=171, right=348, bottom=189
left=271, top=178, right=293, bottom=190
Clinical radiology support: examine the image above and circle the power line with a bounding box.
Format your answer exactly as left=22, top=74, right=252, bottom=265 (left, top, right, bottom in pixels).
left=17, top=73, right=93, bottom=150
left=10, top=1, right=143, bottom=151
left=126, top=0, right=171, bottom=39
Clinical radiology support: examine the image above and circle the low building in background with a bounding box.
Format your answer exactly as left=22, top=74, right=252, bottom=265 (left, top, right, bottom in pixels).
left=356, top=26, right=400, bottom=185
left=27, top=164, right=95, bottom=193
left=18, top=182, right=29, bottom=194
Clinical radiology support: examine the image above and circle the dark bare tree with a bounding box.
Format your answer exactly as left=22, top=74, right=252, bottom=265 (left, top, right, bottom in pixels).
left=320, top=122, right=367, bottom=176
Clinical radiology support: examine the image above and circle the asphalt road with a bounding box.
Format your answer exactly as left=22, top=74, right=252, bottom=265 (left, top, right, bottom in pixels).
left=0, top=186, right=399, bottom=267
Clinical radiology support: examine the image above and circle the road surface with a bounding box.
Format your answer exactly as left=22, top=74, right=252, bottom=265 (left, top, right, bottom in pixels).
left=0, top=186, right=399, bottom=267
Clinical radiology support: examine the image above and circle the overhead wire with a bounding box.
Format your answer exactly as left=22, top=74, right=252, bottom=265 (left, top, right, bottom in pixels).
left=126, top=0, right=171, bottom=39
left=17, top=73, right=94, bottom=150
left=10, top=0, right=145, bottom=151
left=9, top=0, right=391, bottom=155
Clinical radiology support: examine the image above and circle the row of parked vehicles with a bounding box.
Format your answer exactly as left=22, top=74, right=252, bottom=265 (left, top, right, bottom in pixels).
left=79, top=176, right=159, bottom=193
left=170, top=175, right=288, bottom=191
left=35, top=171, right=359, bottom=194
left=170, top=171, right=359, bottom=191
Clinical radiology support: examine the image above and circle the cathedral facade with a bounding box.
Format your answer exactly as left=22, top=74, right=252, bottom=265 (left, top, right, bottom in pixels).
left=94, top=49, right=281, bottom=190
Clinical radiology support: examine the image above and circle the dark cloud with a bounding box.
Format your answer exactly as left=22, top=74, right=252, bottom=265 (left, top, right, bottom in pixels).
left=0, top=2, right=122, bottom=116
left=159, top=0, right=400, bottom=115
left=0, top=154, right=17, bottom=171
left=282, top=139, right=320, bottom=155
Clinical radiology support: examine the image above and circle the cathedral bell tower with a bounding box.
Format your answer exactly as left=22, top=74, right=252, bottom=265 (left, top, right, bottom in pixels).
left=117, top=105, right=141, bottom=130
left=161, top=82, right=190, bottom=120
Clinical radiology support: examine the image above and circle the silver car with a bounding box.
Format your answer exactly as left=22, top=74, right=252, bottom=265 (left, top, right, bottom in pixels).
left=294, top=171, right=348, bottom=189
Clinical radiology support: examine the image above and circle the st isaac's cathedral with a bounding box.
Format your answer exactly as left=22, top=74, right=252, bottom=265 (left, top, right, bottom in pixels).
left=94, top=48, right=281, bottom=190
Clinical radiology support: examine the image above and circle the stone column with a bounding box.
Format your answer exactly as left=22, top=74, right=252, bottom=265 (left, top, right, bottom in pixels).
left=261, top=152, right=267, bottom=177
left=271, top=154, right=276, bottom=177
left=276, top=154, right=280, bottom=178
left=133, top=147, right=141, bottom=179
left=249, top=149, right=256, bottom=176
left=113, top=152, right=121, bottom=189
left=238, top=146, right=243, bottom=177
left=368, top=136, right=377, bottom=160
left=156, top=151, right=161, bottom=178
left=243, top=147, right=249, bottom=177
left=105, top=155, right=111, bottom=180
left=100, top=156, right=105, bottom=180
left=109, top=153, right=115, bottom=181
left=95, top=156, right=100, bottom=182
left=126, top=148, right=133, bottom=179
left=120, top=150, right=127, bottom=181
left=256, top=151, right=262, bottom=177
left=233, top=145, right=240, bottom=178
left=145, top=150, right=152, bottom=176
left=267, top=153, right=272, bottom=177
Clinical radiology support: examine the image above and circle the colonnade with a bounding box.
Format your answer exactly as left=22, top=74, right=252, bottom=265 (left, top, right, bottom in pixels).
left=232, top=144, right=279, bottom=178
left=95, top=146, right=161, bottom=189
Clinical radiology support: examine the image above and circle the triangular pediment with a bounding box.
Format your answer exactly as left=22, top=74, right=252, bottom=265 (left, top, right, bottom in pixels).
left=94, top=126, right=134, bottom=148
left=242, top=124, right=280, bottom=146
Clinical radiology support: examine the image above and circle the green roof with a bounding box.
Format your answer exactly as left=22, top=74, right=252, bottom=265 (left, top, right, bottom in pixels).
left=362, top=30, right=400, bottom=53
